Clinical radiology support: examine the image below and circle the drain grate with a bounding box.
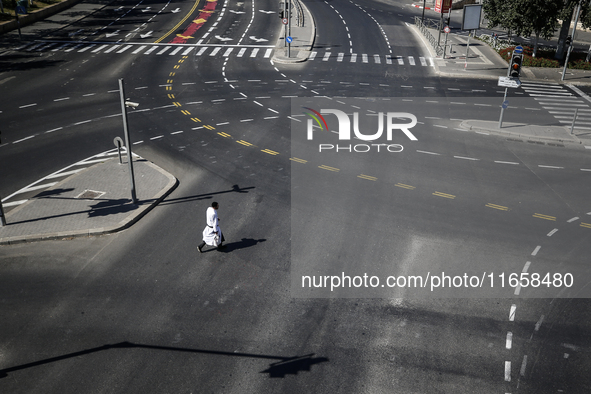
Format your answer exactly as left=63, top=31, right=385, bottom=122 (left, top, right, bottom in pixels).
left=76, top=190, right=105, bottom=200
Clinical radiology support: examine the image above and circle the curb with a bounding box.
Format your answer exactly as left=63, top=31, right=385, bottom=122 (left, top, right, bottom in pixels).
left=0, top=160, right=178, bottom=245
left=459, top=121, right=584, bottom=146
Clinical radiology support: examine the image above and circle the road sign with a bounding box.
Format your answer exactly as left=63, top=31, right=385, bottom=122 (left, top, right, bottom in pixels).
left=282, top=18, right=288, bottom=25
left=444, top=26, right=450, bottom=34
left=502, top=100, right=509, bottom=109
left=286, top=36, right=293, bottom=43
left=435, top=0, right=452, bottom=13
left=514, top=45, right=523, bottom=54
left=498, top=76, right=521, bottom=88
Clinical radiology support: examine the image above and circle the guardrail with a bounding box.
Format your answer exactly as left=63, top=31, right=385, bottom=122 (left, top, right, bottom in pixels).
left=293, top=0, right=304, bottom=27
left=415, top=16, right=443, bottom=57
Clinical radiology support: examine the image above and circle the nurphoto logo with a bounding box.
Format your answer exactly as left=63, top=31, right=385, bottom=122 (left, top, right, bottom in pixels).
left=303, top=107, right=418, bottom=153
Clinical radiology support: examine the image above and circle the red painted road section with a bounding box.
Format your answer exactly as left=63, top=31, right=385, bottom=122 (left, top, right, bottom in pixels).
left=170, top=0, right=218, bottom=44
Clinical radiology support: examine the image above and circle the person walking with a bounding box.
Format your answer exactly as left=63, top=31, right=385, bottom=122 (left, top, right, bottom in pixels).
left=198, top=201, right=225, bottom=252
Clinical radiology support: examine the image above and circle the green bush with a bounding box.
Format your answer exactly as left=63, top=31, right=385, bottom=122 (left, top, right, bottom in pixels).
left=499, top=46, right=560, bottom=68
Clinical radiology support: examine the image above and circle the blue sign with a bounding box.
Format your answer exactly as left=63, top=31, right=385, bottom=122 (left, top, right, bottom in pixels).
left=514, top=45, right=523, bottom=54
left=502, top=100, right=509, bottom=109
left=286, top=36, right=293, bottom=43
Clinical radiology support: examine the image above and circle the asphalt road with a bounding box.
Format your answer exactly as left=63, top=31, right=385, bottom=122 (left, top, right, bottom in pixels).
left=1, top=0, right=591, bottom=392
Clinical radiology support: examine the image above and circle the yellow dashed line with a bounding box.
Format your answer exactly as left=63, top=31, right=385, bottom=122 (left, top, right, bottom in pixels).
left=237, top=140, right=253, bottom=146
left=191, top=117, right=201, bottom=122
left=181, top=110, right=191, bottom=115
left=168, top=94, right=175, bottom=99
left=167, top=79, right=173, bottom=84
left=358, top=174, right=377, bottom=181
left=395, top=183, right=415, bottom=190
left=319, top=165, right=340, bottom=172
left=533, top=213, right=556, bottom=221
left=290, top=157, right=307, bottom=163
left=174, top=65, right=180, bottom=69
left=218, top=132, right=231, bottom=138
left=580, top=222, right=591, bottom=228
left=262, top=149, right=280, bottom=155
left=173, top=102, right=182, bottom=107
left=169, top=72, right=176, bottom=77
left=433, top=191, right=455, bottom=199
left=204, top=125, right=215, bottom=130
left=165, top=86, right=172, bottom=91
left=486, top=203, right=509, bottom=211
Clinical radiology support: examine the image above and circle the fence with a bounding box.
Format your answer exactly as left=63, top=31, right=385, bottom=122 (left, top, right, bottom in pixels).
left=415, top=16, right=444, bottom=57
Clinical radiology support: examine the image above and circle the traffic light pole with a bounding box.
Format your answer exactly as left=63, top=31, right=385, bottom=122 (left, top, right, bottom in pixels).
left=498, top=87, right=509, bottom=129
left=562, top=0, right=583, bottom=81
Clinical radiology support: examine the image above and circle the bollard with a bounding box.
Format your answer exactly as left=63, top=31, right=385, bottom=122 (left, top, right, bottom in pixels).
left=571, top=108, right=578, bottom=135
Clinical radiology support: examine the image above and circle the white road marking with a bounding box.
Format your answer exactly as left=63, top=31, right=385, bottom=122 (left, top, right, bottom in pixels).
left=532, top=246, right=541, bottom=256
left=505, top=361, right=511, bottom=381
left=494, top=161, right=519, bottom=165
left=417, top=150, right=440, bottom=155
left=547, top=228, right=558, bottom=237
left=509, top=304, right=516, bottom=321
left=506, top=332, right=513, bottom=349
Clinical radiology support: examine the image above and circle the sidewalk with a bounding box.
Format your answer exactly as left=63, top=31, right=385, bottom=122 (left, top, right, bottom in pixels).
left=0, top=156, right=178, bottom=245
left=411, top=22, right=591, bottom=85
left=271, top=0, right=315, bottom=64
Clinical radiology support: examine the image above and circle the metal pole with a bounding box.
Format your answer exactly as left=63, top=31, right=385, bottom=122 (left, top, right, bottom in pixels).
left=0, top=195, right=6, bottom=226
left=562, top=0, right=583, bottom=81
left=421, top=0, right=426, bottom=22
left=571, top=107, right=579, bottom=134
left=437, top=11, right=443, bottom=45
left=288, top=0, right=291, bottom=58
left=498, top=87, right=509, bottom=129
left=464, top=30, right=471, bottom=69
left=443, top=30, right=449, bottom=58
left=118, top=78, right=138, bottom=205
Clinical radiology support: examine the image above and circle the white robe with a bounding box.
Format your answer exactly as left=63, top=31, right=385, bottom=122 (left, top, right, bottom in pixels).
left=202, top=207, right=222, bottom=246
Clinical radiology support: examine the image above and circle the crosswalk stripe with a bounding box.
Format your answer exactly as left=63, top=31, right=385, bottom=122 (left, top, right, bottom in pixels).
left=251, top=48, right=260, bottom=57
left=103, top=45, right=119, bottom=53
left=323, top=52, right=331, bottom=61
left=337, top=52, right=344, bottom=62
left=374, top=54, right=380, bottom=64
left=309, top=51, right=317, bottom=60
left=408, top=56, right=415, bottom=65
left=132, top=45, right=147, bottom=54
left=237, top=47, right=247, bottom=57
left=144, top=46, right=158, bottom=55
left=78, top=44, right=95, bottom=52
left=351, top=53, right=357, bottom=62
left=209, top=47, right=222, bottom=56
left=65, top=44, right=83, bottom=52
left=157, top=46, right=171, bottom=55
left=264, top=48, right=273, bottom=58
left=397, top=56, right=404, bottom=65
left=362, top=54, right=368, bottom=63
left=53, top=43, right=71, bottom=51
left=169, top=46, right=183, bottom=55
left=182, top=47, right=194, bottom=55
left=420, top=57, right=427, bottom=66
left=196, top=47, right=207, bottom=55
left=386, top=56, right=392, bottom=65
left=91, top=44, right=108, bottom=53
left=117, top=45, right=133, bottom=54
left=223, top=48, right=234, bottom=56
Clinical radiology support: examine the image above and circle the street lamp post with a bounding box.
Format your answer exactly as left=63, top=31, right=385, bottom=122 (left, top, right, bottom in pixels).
left=118, top=78, right=138, bottom=205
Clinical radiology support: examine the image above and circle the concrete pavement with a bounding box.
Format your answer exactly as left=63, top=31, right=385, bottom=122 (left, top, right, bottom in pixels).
left=0, top=154, right=177, bottom=245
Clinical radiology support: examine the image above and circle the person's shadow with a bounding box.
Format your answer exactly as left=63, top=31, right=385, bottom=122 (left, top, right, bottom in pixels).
left=217, top=238, right=266, bottom=253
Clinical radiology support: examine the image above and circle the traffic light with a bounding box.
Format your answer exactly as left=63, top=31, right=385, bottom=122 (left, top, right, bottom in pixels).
left=566, top=35, right=572, bottom=48
left=508, top=52, right=523, bottom=78
left=279, top=10, right=284, bottom=18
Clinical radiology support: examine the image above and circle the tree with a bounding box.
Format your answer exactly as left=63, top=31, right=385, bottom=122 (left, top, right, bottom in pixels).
left=483, top=0, right=562, bottom=57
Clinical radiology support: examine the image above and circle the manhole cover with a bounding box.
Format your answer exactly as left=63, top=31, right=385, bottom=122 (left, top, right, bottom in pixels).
left=76, top=190, right=105, bottom=200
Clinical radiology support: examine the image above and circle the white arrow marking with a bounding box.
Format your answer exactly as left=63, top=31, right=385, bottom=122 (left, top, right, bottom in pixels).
left=105, top=30, right=120, bottom=38
left=249, top=36, right=268, bottom=42
left=259, top=10, right=275, bottom=14
left=140, top=31, right=153, bottom=38
left=229, top=10, right=245, bottom=14
left=171, top=8, right=181, bottom=13
left=114, top=6, right=123, bottom=11
left=141, top=7, right=151, bottom=12
left=215, top=35, right=233, bottom=41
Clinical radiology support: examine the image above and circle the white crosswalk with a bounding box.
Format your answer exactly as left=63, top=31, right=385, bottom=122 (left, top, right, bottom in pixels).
left=521, top=82, right=591, bottom=131
left=14, top=42, right=435, bottom=66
